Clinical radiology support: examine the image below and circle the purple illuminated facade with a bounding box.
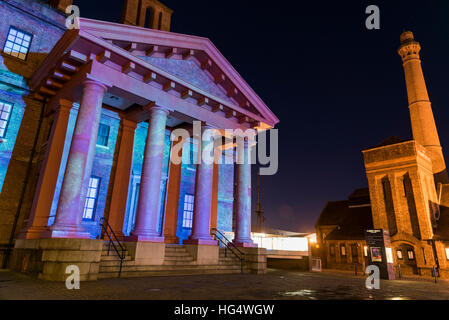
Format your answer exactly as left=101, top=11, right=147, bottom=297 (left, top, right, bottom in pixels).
left=0, top=0, right=278, bottom=280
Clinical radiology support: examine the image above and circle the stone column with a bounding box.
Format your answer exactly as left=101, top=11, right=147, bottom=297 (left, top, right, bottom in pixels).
left=105, top=118, right=137, bottom=239
left=210, top=162, right=219, bottom=231
left=21, top=99, right=73, bottom=239
left=184, top=125, right=217, bottom=245
left=233, top=139, right=257, bottom=247
left=163, top=137, right=184, bottom=244
left=49, top=79, right=107, bottom=238
left=129, top=106, right=169, bottom=242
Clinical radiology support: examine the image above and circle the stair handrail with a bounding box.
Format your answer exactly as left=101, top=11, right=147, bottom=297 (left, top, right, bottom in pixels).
left=100, top=217, right=126, bottom=277
left=211, top=228, right=245, bottom=273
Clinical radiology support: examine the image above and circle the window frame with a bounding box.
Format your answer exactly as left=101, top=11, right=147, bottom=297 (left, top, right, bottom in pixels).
left=351, top=244, right=358, bottom=258
left=182, top=193, right=194, bottom=229
left=396, top=249, right=403, bottom=260
left=0, top=100, right=13, bottom=138
left=340, top=244, right=346, bottom=256
left=407, top=249, right=415, bottom=261
left=82, top=176, right=101, bottom=221
left=3, top=26, right=33, bottom=61
left=329, top=244, right=336, bottom=257
left=96, top=123, right=110, bottom=147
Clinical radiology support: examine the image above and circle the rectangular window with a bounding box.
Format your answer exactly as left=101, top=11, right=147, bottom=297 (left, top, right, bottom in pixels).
left=407, top=250, right=415, bottom=260
left=340, top=244, right=346, bottom=256
left=82, top=176, right=101, bottom=221
left=3, top=27, right=32, bottom=60
left=351, top=244, right=358, bottom=258
left=329, top=244, right=335, bottom=257
left=0, top=101, right=13, bottom=138
left=386, top=247, right=394, bottom=263
left=446, top=248, right=449, bottom=260
left=182, top=193, right=194, bottom=229
left=397, top=249, right=403, bottom=260
left=96, top=123, right=110, bottom=147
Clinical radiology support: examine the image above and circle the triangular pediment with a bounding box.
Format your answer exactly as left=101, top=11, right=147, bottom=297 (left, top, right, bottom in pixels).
left=77, top=18, right=279, bottom=127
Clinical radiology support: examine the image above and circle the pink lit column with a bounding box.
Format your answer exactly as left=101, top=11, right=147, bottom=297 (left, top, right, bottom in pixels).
left=184, top=125, right=218, bottom=245
left=233, top=139, right=256, bottom=247
left=49, top=79, right=107, bottom=238
left=129, top=106, right=169, bottom=242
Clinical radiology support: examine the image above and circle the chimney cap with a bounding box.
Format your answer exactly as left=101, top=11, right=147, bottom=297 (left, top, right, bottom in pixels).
left=400, top=31, right=415, bottom=44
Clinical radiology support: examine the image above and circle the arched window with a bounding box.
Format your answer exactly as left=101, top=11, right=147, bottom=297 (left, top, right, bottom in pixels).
left=144, top=7, right=154, bottom=28
left=158, top=12, right=163, bottom=30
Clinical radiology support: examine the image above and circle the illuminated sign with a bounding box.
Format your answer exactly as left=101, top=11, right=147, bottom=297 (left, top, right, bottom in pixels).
left=371, top=247, right=382, bottom=262
left=385, top=247, right=394, bottom=263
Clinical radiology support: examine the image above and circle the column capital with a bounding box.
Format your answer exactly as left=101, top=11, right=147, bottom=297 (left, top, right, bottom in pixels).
left=143, top=102, right=170, bottom=116
left=82, top=79, right=109, bottom=93
left=58, top=99, right=74, bottom=110
left=120, top=117, right=138, bottom=130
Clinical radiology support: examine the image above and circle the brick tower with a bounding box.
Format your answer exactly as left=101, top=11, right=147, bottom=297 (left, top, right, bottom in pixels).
left=398, top=31, right=448, bottom=184
left=48, top=0, right=73, bottom=12
left=122, top=0, right=173, bottom=31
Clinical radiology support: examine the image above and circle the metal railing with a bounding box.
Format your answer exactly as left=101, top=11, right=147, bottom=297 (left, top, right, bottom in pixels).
left=100, top=217, right=126, bottom=277
left=211, top=228, right=245, bottom=274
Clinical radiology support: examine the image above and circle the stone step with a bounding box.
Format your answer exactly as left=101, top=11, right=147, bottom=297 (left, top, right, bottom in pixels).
left=100, top=255, right=132, bottom=262
left=101, top=252, right=130, bottom=259
left=165, top=248, right=189, bottom=253
left=164, top=255, right=193, bottom=261
left=99, top=263, right=242, bottom=274
left=164, top=252, right=192, bottom=258
left=98, top=268, right=242, bottom=279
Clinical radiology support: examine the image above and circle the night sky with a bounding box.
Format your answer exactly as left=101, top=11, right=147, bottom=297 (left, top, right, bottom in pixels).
left=73, top=0, right=449, bottom=233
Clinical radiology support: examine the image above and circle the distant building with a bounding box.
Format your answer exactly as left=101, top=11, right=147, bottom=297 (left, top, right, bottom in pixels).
left=316, top=31, right=449, bottom=278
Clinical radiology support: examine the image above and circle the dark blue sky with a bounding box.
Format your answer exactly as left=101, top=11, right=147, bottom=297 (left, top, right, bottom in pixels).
left=73, top=0, right=449, bottom=232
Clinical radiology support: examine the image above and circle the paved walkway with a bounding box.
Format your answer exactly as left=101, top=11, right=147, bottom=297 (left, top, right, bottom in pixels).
left=1, top=268, right=449, bottom=300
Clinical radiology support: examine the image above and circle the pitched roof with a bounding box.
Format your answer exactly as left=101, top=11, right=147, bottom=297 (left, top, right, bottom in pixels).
left=316, top=189, right=373, bottom=240
left=77, top=18, right=279, bottom=127
left=364, top=136, right=412, bottom=151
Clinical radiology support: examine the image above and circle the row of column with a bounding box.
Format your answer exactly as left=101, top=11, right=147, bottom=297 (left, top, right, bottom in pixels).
left=23, top=78, right=255, bottom=247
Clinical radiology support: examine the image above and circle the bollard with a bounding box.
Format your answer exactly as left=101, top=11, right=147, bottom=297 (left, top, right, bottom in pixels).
left=433, top=266, right=438, bottom=284
left=397, top=264, right=402, bottom=279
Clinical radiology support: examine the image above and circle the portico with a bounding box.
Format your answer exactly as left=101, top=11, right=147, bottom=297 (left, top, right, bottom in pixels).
left=10, top=18, right=278, bottom=280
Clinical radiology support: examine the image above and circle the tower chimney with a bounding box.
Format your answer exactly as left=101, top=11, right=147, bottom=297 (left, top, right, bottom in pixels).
left=398, top=31, right=448, bottom=183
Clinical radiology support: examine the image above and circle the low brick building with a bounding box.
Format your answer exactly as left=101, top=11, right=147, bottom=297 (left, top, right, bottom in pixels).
left=316, top=32, right=449, bottom=279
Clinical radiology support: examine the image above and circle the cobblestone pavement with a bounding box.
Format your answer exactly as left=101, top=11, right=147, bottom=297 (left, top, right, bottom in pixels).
left=1, top=269, right=449, bottom=300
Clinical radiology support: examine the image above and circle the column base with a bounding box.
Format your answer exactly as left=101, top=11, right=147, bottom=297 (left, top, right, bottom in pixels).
left=41, top=227, right=91, bottom=239
left=18, top=226, right=50, bottom=240
left=125, top=234, right=164, bottom=242
left=164, top=235, right=180, bottom=244
left=233, top=240, right=258, bottom=248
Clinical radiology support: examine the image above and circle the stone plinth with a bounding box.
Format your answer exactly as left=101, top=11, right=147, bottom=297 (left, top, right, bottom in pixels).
left=124, top=241, right=165, bottom=265
left=242, top=247, right=267, bottom=274
left=184, top=244, right=219, bottom=265
left=10, top=238, right=103, bottom=281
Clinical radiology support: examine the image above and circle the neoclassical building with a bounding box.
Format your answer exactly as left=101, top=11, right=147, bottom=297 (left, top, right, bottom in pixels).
left=315, top=31, right=449, bottom=279
left=0, top=0, right=278, bottom=280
